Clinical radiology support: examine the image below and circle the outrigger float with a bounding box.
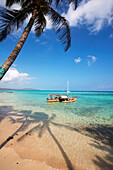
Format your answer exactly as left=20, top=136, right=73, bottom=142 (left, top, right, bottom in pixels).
left=47, top=94, right=77, bottom=103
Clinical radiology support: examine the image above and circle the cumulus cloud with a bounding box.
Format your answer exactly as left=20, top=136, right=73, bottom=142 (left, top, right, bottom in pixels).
left=74, top=57, right=82, bottom=63
left=1, top=68, right=35, bottom=82
left=62, top=0, right=113, bottom=32
left=87, top=55, right=97, bottom=66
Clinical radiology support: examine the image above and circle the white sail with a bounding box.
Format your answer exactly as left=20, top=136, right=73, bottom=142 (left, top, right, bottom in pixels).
left=67, top=80, right=70, bottom=95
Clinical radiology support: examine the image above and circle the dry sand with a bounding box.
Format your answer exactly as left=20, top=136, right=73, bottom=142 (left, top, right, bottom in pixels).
left=0, top=105, right=113, bottom=170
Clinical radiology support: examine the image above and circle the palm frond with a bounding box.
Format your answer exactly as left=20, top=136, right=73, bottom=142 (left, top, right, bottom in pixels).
left=47, top=0, right=63, bottom=7
left=6, top=0, right=23, bottom=7
left=47, top=0, right=64, bottom=7
left=21, top=1, right=33, bottom=9
left=47, top=6, right=71, bottom=51
left=55, top=0, right=64, bottom=7
left=69, top=0, right=78, bottom=10
left=48, top=0, right=52, bottom=4
left=34, top=10, right=46, bottom=37
left=55, top=0, right=78, bottom=9
left=47, top=0, right=77, bottom=9
left=0, top=7, right=31, bottom=41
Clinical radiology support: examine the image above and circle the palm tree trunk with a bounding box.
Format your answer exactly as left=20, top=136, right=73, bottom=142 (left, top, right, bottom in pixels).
left=0, top=6, right=38, bottom=80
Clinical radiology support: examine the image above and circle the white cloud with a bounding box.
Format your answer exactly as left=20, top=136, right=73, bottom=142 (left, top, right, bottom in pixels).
left=87, top=55, right=97, bottom=66
left=74, top=57, right=82, bottom=63
left=62, top=0, right=113, bottom=32
left=88, top=55, right=96, bottom=62
left=1, top=68, right=35, bottom=82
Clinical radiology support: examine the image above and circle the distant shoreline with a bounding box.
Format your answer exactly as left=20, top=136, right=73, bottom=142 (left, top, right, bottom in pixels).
left=0, top=88, right=113, bottom=92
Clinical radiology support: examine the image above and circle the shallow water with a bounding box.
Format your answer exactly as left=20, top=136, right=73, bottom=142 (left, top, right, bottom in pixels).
left=0, top=90, right=113, bottom=126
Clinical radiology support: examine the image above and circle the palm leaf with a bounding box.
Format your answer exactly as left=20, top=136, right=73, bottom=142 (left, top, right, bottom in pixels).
left=47, top=6, right=71, bottom=51
left=21, top=1, right=33, bottom=9
left=34, top=10, right=46, bottom=37
left=6, top=0, right=23, bottom=7
left=69, top=0, right=78, bottom=9
left=57, top=0, right=65, bottom=7
left=47, top=0, right=64, bottom=7
left=47, top=0, right=77, bottom=9
left=48, top=0, right=52, bottom=4
left=0, top=7, right=31, bottom=41
left=3, top=0, right=78, bottom=50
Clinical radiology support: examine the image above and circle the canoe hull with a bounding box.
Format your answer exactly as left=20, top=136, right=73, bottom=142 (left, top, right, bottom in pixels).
left=47, top=98, right=59, bottom=102
left=62, top=97, right=77, bottom=103
left=47, top=96, right=77, bottom=103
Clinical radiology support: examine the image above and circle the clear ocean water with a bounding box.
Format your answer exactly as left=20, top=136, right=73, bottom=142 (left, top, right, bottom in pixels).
left=0, top=90, right=113, bottom=126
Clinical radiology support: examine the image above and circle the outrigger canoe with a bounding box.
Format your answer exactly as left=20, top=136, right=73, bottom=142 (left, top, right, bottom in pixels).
left=47, top=94, right=77, bottom=103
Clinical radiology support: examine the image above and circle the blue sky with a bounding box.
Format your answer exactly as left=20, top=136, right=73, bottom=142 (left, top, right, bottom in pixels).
left=0, top=0, right=113, bottom=91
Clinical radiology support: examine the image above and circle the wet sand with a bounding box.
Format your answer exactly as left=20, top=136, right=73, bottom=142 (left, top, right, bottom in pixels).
left=0, top=105, right=113, bottom=170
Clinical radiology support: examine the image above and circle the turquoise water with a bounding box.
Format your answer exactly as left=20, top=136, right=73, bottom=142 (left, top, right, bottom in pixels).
left=0, top=90, right=113, bottom=126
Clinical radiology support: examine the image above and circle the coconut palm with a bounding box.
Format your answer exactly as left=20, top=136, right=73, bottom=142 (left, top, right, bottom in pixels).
left=0, top=0, right=77, bottom=80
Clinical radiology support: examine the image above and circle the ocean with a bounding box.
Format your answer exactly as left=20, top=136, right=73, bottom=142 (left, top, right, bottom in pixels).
left=0, top=90, right=113, bottom=127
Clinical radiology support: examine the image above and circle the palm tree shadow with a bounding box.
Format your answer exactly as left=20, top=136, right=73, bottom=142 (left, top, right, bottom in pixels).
left=0, top=110, right=32, bottom=149
left=90, top=140, right=113, bottom=169
left=47, top=126, right=74, bottom=170
left=93, top=155, right=113, bottom=169
left=0, top=105, right=13, bottom=123
left=0, top=110, right=74, bottom=170
left=81, top=125, right=113, bottom=169
left=17, top=112, right=74, bottom=170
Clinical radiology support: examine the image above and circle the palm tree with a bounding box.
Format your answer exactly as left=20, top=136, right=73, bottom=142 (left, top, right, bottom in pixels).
left=0, top=0, right=77, bottom=80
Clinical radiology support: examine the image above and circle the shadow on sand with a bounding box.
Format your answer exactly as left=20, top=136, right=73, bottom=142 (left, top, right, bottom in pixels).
left=83, top=125, right=113, bottom=147
left=91, top=140, right=113, bottom=169
left=79, top=125, right=113, bottom=169
left=0, top=106, right=76, bottom=170
left=0, top=105, right=113, bottom=169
